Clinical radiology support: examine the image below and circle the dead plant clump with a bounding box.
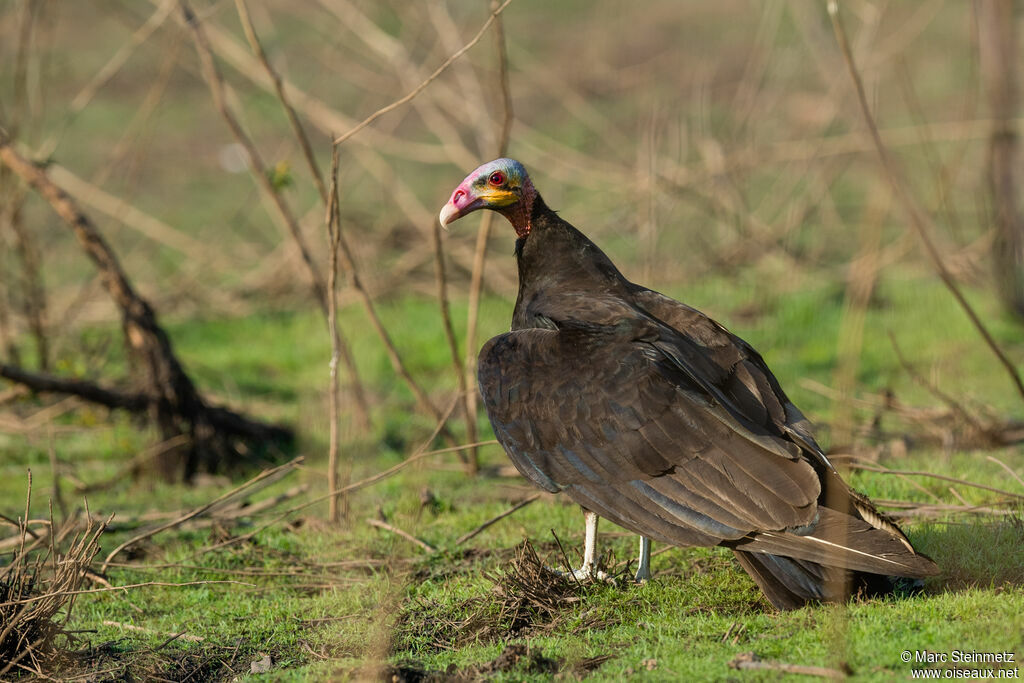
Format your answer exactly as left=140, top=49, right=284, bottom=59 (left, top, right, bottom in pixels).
left=395, top=540, right=623, bottom=656
left=0, top=500, right=109, bottom=678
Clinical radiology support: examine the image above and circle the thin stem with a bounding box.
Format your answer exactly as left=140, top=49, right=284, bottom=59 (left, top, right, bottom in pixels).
left=431, top=219, right=472, bottom=468
left=327, top=148, right=344, bottom=523
left=231, top=0, right=369, bottom=430
left=827, top=0, right=1024, bottom=404
left=331, top=0, right=514, bottom=146
left=462, top=0, right=515, bottom=474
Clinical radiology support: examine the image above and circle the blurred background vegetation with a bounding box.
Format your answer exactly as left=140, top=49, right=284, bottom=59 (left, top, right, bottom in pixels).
left=1, top=0, right=1023, bottom=679
left=1, top=0, right=1021, bottom=463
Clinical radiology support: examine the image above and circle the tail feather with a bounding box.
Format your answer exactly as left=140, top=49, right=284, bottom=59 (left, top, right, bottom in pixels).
left=728, top=507, right=939, bottom=577
left=733, top=550, right=923, bottom=610
left=729, top=475, right=938, bottom=609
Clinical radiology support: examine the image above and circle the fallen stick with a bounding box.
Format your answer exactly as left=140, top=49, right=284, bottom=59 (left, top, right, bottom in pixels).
left=194, top=403, right=470, bottom=556
left=366, top=518, right=436, bottom=553
left=848, top=464, right=1024, bottom=500
left=455, top=493, right=541, bottom=546
left=0, top=580, right=253, bottom=609
left=986, top=455, right=1024, bottom=491
left=76, top=434, right=191, bottom=493
left=102, top=620, right=205, bottom=643
left=729, top=652, right=846, bottom=679
left=100, top=457, right=302, bottom=571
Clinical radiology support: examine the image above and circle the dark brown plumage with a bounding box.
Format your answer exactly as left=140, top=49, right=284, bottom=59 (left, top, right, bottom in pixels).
left=440, top=159, right=938, bottom=609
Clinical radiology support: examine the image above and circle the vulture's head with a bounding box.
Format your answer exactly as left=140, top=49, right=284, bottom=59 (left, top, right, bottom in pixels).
left=439, top=158, right=537, bottom=238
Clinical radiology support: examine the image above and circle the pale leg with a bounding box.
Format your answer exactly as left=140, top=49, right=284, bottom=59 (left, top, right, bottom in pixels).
left=579, top=510, right=598, bottom=575
left=634, top=536, right=652, bottom=582
left=559, top=509, right=601, bottom=581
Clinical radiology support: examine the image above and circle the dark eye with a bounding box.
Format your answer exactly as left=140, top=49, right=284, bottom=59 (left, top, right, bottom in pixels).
left=488, top=171, right=506, bottom=186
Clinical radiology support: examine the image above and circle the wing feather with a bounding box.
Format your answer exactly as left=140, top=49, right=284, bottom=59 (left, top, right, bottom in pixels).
left=478, top=325, right=820, bottom=547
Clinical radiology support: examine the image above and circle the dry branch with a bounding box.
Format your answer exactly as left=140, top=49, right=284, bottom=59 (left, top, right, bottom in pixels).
left=979, top=0, right=1024, bottom=319
left=326, top=149, right=346, bottom=522
left=366, top=518, right=436, bottom=553
left=432, top=219, right=472, bottom=469
left=179, top=0, right=326, bottom=308
left=323, top=170, right=451, bottom=433
left=456, top=493, right=541, bottom=546
left=0, top=363, right=146, bottom=411
left=0, top=479, right=109, bottom=678
left=729, top=652, right=847, bottom=679
left=100, top=457, right=302, bottom=572
left=330, top=0, right=514, bottom=147
left=230, top=0, right=369, bottom=429
left=462, top=0, right=516, bottom=474
left=0, top=132, right=293, bottom=479
left=234, top=0, right=327, bottom=203
left=827, top=1, right=1024, bottom=404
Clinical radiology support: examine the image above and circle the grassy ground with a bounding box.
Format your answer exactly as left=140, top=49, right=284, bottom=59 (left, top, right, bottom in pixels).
left=2, top=270, right=1023, bottom=681
left=2, top=2, right=1024, bottom=680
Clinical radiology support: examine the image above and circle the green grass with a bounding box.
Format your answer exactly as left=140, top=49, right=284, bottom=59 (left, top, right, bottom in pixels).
left=2, top=271, right=1023, bottom=680
left=3, top=3, right=1024, bottom=678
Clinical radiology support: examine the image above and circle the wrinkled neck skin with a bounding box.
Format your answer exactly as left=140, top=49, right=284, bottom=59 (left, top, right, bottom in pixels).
left=498, top=177, right=538, bottom=238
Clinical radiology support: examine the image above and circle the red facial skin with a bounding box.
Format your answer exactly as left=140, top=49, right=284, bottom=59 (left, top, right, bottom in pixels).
left=439, top=160, right=537, bottom=238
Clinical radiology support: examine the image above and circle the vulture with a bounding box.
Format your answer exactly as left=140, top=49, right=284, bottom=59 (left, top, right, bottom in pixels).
left=439, top=158, right=938, bottom=609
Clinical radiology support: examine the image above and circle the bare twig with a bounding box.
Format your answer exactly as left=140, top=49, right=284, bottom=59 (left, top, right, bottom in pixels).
left=234, top=0, right=327, bottom=202
left=230, top=2, right=370, bottom=430
left=229, top=1, right=370, bottom=428
left=101, top=457, right=302, bottom=571
left=985, top=455, right=1024, bottom=491
left=847, top=463, right=1024, bottom=501
left=463, top=0, right=515, bottom=473
left=326, top=174, right=449, bottom=431
left=102, top=621, right=204, bottom=643
left=431, top=219, right=471, bottom=469
left=316, top=0, right=477, bottom=168
left=827, top=0, right=1024, bottom=404
left=179, top=1, right=327, bottom=308
left=326, top=148, right=345, bottom=523
left=455, top=493, right=541, bottom=546
left=366, top=518, right=436, bottom=553
left=331, top=0, right=514, bottom=146
left=729, top=652, right=846, bottom=679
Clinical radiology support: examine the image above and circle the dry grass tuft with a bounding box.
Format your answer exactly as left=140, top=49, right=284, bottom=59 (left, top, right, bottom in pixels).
left=0, top=480, right=108, bottom=678
left=395, top=540, right=623, bottom=656
left=480, top=539, right=596, bottom=636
